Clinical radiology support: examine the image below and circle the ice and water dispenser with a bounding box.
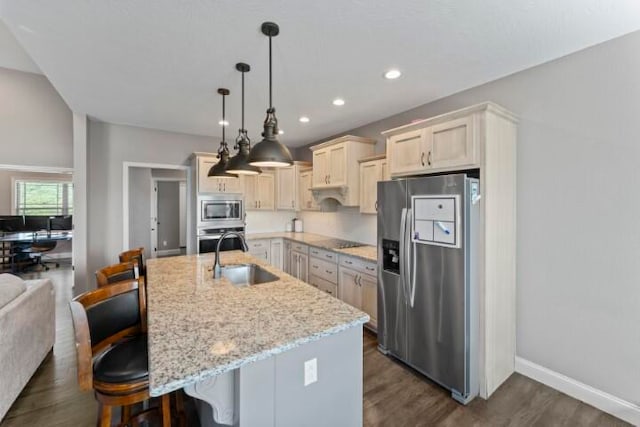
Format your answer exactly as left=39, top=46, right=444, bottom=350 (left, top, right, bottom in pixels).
left=382, top=239, right=400, bottom=274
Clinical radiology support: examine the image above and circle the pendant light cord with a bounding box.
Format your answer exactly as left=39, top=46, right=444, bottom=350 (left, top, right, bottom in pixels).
left=269, top=34, right=273, bottom=109
left=222, top=92, right=226, bottom=144
left=241, top=70, right=245, bottom=130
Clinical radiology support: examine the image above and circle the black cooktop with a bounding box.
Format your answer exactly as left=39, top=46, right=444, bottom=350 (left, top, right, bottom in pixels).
left=313, top=239, right=364, bottom=250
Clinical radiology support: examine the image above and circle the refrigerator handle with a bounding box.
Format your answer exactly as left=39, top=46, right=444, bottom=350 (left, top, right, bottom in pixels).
left=399, top=207, right=409, bottom=304
left=408, top=208, right=417, bottom=308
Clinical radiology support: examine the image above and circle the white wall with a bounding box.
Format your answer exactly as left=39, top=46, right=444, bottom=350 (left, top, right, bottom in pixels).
left=128, top=167, right=152, bottom=256
left=298, top=31, right=640, bottom=409
left=0, top=67, right=72, bottom=168
left=87, top=121, right=217, bottom=278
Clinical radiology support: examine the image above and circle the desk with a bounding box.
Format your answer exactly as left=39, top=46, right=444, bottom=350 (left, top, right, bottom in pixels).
left=0, top=231, right=73, bottom=272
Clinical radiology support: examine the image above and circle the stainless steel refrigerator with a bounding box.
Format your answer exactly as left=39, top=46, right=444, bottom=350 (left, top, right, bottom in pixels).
left=377, top=173, right=480, bottom=404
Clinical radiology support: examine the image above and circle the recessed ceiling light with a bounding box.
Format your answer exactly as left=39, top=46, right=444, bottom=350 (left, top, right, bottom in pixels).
left=218, top=120, right=229, bottom=126
left=278, top=129, right=284, bottom=135
left=299, top=116, right=310, bottom=123
left=332, top=98, right=345, bottom=106
left=384, top=69, right=402, bottom=80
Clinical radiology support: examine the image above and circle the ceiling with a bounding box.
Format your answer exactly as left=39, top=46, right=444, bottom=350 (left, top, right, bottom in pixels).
left=1, top=1, right=640, bottom=147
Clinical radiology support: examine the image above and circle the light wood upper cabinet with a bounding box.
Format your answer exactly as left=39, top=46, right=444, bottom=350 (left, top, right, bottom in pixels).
left=327, top=145, right=347, bottom=186
left=276, top=162, right=311, bottom=211
left=299, top=169, right=319, bottom=211
left=385, top=110, right=480, bottom=177
left=195, top=154, right=243, bottom=194
left=387, top=129, right=428, bottom=176
left=276, top=166, right=296, bottom=210
left=359, top=155, right=387, bottom=214
left=312, top=150, right=328, bottom=187
left=245, top=171, right=275, bottom=210
left=309, top=135, right=376, bottom=206
left=428, top=116, right=476, bottom=169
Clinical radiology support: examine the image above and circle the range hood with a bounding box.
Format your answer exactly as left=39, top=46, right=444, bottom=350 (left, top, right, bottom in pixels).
left=310, top=185, right=349, bottom=211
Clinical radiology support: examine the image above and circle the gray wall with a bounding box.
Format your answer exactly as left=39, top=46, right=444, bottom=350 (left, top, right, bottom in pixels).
left=128, top=167, right=152, bottom=256
left=87, top=121, right=216, bottom=276
left=297, top=31, right=640, bottom=405
left=157, top=181, right=180, bottom=251
left=0, top=170, right=72, bottom=215
left=0, top=67, right=72, bottom=168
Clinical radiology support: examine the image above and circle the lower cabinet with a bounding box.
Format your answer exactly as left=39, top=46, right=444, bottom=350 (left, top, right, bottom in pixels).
left=338, top=256, right=377, bottom=329
left=270, top=238, right=283, bottom=270
left=289, top=242, right=309, bottom=282
left=248, top=239, right=271, bottom=263
left=309, top=274, right=338, bottom=297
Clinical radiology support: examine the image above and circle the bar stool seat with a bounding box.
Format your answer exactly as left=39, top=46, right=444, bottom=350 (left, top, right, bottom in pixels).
left=93, top=335, right=148, bottom=384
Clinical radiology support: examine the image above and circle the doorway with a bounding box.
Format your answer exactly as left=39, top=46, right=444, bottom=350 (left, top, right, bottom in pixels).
left=123, top=163, right=191, bottom=259
left=151, top=175, right=187, bottom=258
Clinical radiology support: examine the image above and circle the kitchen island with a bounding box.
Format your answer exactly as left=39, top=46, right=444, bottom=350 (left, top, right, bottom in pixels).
left=146, top=251, right=369, bottom=427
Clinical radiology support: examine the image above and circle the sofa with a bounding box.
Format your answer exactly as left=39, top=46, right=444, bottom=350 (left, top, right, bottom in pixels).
left=0, top=273, right=55, bottom=421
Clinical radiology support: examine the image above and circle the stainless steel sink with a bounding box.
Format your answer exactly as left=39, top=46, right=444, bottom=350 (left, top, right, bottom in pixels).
left=220, top=264, right=279, bottom=287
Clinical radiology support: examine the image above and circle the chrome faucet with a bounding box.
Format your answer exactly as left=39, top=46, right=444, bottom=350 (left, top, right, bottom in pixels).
left=213, top=231, right=249, bottom=278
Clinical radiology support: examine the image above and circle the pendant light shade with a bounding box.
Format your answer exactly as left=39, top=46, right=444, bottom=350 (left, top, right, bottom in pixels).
left=226, top=63, right=262, bottom=175
left=248, top=22, right=293, bottom=168
left=208, top=88, right=236, bottom=177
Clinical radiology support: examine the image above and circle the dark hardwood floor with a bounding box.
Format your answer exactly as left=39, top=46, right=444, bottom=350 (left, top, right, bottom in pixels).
left=1, top=268, right=629, bottom=426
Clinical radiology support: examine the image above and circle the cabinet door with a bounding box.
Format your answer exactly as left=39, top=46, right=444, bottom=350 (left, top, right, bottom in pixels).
left=257, top=174, right=275, bottom=210
left=222, top=175, right=243, bottom=193
left=359, top=273, right=377, bottom=328
left=248, top=239, right=270, bottom=262
left=299, top=171, right=319, bottom=211
left=327, top=144, right=346, bottom=186
left=381, top=159, right=390, bottom=181
left=277, top=167, right=296, bottom=210
left=283, top=241, right=291, bottom=274
left=298, top=252, right=309, bottom=283
left=426, top=116, right=477, bottom=169
left=387, top=129, right=428, bottom=176
left=312, top=149, right=328, bottom=187
left=244, top=175, right=257, bottom=210
left=338, top=266, right=361, bottom=309
left=198, top=157, right=221, bottom=193
left=359, top=161, right=381, bottom=214
left=270, top=239, right=283, bottom=269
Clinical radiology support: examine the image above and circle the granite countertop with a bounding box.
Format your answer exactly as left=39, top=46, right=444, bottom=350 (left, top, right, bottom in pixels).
left=146, top=251, right=369, bottom=397
left=245, top=232, right=377, bottom=262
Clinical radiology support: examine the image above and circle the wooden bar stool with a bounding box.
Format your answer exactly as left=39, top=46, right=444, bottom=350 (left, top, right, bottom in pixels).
left=119, top=247, right=146, bottom=283
left=96, top=261, right=140, bottom=288
left=69, top=279, right=171, bottom=427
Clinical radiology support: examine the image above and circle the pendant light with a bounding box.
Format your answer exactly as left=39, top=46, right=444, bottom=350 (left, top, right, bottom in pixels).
left=226, top=63, right=262, bottom=175
left=247, top=22, right=293, bottom=168
left=208, top=88, right=236, bottom=177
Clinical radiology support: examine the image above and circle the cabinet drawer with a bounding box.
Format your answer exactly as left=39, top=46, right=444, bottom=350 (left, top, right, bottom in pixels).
left=309, top=246, right=337, bottom=263
left=248, top=239, right=269, bottom=251
left=309, top=257, right=338, bottom=283
left=290, top=242, right=308, bottom=254
left=339, top=256, right=377, bottom=275
left=309, top=275, right=337, bottom=298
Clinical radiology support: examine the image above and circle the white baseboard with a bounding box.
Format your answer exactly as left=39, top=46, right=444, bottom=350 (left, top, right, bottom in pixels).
left=515, top=357, right=640, bottom=426
left=157, top=249, right=181, bottom=256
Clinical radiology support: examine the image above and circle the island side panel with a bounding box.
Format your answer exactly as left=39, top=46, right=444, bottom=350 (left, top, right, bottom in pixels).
left=239, top=325, right=363, bottom=427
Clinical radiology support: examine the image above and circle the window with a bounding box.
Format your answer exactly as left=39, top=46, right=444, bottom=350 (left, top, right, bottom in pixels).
left=14, top=180, right=73, bottom=215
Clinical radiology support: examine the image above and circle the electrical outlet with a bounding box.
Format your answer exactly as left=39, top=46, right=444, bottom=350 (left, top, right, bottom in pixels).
left=163, top=240, right=167, bottom=247
left=304, top=358, right=317, bottom=386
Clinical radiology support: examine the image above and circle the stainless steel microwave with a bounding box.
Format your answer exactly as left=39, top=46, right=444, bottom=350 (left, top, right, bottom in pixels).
left=198, top=195, right=244, bottom=227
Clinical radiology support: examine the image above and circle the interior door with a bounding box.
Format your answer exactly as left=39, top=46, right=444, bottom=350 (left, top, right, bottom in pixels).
left=377, top=179, right=407, bottom=359
left=405, top=175, right=467, bottom=394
